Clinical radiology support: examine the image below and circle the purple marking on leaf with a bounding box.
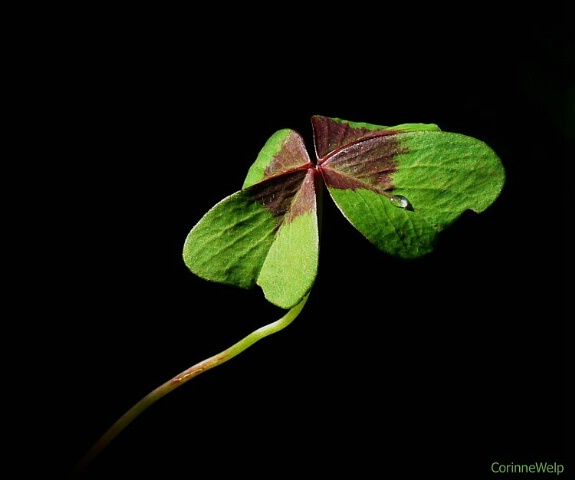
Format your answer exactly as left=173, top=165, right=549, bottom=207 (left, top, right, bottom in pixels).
left=319, top=135, right=408, bottom=193
left=245, top=116, right=409, bottom=227
left=319, top=167, right=366, bottom=191
left=285, top=169, right=319, bottom=222
left=248, top=167, right=311, bottom=219
left=312, top=115, right=395, bottom=160
left=264, top=130, right=312, bottom=180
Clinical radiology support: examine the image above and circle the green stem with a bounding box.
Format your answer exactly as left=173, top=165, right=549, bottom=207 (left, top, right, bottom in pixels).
left=71, top=294, right=309, bottom=476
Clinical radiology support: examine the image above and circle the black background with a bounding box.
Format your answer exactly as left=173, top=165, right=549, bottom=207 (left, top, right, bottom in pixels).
left=6, top=3, right=571, bottom=480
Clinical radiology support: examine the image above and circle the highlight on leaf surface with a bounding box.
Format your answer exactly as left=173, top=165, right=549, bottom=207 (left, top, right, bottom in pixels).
left=183, top=115, right=505, bottom=309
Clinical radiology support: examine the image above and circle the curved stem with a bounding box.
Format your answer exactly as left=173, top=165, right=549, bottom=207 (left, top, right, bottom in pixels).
left=71, top=294, right=309, bottom=477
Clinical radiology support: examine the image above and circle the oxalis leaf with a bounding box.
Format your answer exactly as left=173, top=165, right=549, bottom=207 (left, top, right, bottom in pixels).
left=72, top=115, right=506, bottom=475
left=183, top=115, right=505, bottom=309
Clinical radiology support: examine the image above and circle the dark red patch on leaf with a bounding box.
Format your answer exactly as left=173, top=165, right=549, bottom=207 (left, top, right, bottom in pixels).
left=246, top=116, right=409, bottom=228
left=264, top=130, right=312, bottom=180
left=285, top=169, right=320, bottom=222
left=319, top=135, right=407, bottom=193
left=247, top=167, right=312, bottom=219
left=319, top=167, right=366, bottom=192
left=312, top=115, right=396, bottom=159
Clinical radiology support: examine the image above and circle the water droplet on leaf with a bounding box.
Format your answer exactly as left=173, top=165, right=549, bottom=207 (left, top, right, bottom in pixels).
left=389, top=195, right=413, bottom=211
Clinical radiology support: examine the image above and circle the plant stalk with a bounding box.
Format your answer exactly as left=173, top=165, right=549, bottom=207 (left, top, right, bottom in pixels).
left=71, top=294, right=309, bottom=476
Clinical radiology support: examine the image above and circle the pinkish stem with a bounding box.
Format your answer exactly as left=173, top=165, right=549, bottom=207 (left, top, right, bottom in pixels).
left=71, top=294, right=309, bottom=476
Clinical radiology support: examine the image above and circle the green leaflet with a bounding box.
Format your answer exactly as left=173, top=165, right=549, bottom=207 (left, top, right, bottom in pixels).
left=184, top=115, right=505, bottom=307
left=326, top=187, right=438, bottom=259
left=184, top=129, right=319, bottom=309
left=390, top=131, right=506, bottom=227
left=183, top=191, right=277, bottom=290
left=183, top=186, right=319, bottom=309
left=257, top=211, right=318, bottom=308
left=242, top=129, right=312, bottom=188
left=319, top=123, right=505, bottom=259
